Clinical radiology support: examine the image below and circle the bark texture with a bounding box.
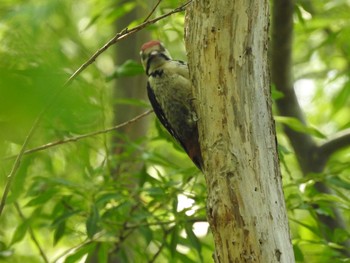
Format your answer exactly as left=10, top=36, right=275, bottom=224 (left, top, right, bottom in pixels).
left=185, top=1, right=295, bottom=262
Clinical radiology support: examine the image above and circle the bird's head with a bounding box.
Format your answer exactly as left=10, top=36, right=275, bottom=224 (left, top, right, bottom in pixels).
left=140, top=40, right=172, bottom=75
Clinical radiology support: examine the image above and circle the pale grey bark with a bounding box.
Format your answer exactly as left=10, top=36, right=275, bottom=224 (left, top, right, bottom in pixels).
left=185, top=1, right=295, bottom=262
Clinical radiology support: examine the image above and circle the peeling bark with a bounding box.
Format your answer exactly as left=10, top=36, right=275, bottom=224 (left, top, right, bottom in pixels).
left=185, top=1, right=294, bottom=262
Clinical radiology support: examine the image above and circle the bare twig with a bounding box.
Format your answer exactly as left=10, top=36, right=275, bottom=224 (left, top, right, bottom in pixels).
left=64, top=0, right=192, bottom=88
left=52, top=232, right=105, bottom=263
left=14, top=202, right=49, bottom=263
left=0, top=1, right=190, bottom=217
left=143, top=0, right=162, bottom=22
left=102, top=216, right=207, bottom=229
left=148, top=227, right=171, bottom=263
left=3, top=110, right=153, bottom=161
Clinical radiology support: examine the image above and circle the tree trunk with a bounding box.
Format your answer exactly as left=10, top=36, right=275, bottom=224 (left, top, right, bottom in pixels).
left=185, top=1, right=295, bottom=262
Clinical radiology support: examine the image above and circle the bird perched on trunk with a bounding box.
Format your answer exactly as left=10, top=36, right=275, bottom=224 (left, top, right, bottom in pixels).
left=140, top=40, right=203, bottom=171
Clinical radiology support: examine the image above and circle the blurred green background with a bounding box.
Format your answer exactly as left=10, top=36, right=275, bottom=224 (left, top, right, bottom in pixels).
left=0, top=0, right=349, bottom=262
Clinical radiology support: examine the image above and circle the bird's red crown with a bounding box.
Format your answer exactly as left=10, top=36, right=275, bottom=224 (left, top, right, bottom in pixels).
left=141, top=40, right=161, bottom=51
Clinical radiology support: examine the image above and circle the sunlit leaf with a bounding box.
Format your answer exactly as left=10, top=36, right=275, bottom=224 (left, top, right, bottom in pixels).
left=289, top=218, right=320, bottom=237
left=64, top=243, right=96, bottom=263
left=10, top=221, right=28, bottom=245
left=53, top=221, right=66, bottom=245
left=275, top=116, right=326, bottom=138
left=271, top=84, right=285, bottom=100
left=107, top=60, right=144, bottom=81
left=331, top=82, right=350, bottom=115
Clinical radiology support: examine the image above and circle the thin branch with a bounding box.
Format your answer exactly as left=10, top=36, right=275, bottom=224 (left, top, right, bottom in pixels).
left=143, top=0, right=162, bottom=22
left=122, top=216, right=207, bottom=229
left=0, top=1, right=190, bottom=217
left=3, top=110, right=153, bottom=161
left=14, top=202, right=49, bottom=263
left=64, top=0, right=192, bottom=88
left=52, top=232, right=105, bottom=263
left=148, top=227, right=172, bottom=263
left=318, top=128, right=350, bottom=160
left=0, top=118, right=39, bottom=216
left=112, top=203, right=141, bottom=254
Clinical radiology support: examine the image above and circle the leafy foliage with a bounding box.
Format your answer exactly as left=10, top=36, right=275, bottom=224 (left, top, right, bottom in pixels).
left=278, top=1, right=350, bottom=261
left=0, top=0, right=349, bottom=262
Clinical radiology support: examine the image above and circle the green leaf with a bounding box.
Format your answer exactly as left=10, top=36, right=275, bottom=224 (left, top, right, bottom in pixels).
left=271, top=84, right=285, bottom=100
left=137, top=166, right=148, bottom=187
left=177, top=252, right=198, bottom=263
left=146, top=186, right=165, bottom=198
left=293, top=243, right=304, bottom=262
left=172, top=197, right=178, bottom=214
left=312, top=193, right=346, bottom=205
left=289, top=218, right=320, bottom=237
left=274, top=116, right=326, bottom=138
left=170, top=226, right=179, bottom=257
left=64, top=243, right=96, bottom=263
left=294, top=4, right=306, bottom=25
left=333, top=228, right=349, bottom=243
left=139, top=226, right=153, bottom=245
left=7, top=158, right=32, bottom=204
left=97, top=242, right=109, bottom=263
left=184, top=223, right=202, bottom=262
left=327, top=176, right=350, bottom=190
left=53, top=221, right=66, bottom=245
left=327, top=242, right=345, bottom=250
left=86, top=205, right=99, bottom=238
left=52, top=210, right=81, bottom=226
left=10, top=221, right=29, bottom=245
left=331, top=82, right=350, bottom=115
left=96, top=193, right=122, bottom=206
left=25, top=189, right=57, bottom=207
left=46, top=177, right=81, bottom=189
left=107, top=60, right=144, bottom=81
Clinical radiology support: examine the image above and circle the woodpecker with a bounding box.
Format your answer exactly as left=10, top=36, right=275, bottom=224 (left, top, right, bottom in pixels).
left=140, top=40, right=203, bottom=171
